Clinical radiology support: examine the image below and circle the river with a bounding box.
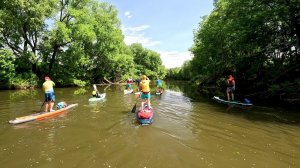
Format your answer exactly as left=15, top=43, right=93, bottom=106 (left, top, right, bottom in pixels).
left=0, top=81, right=299, bottom=167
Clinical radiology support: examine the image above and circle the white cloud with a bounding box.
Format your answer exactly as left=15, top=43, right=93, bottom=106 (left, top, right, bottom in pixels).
left=159, top=51, right=193, bottom=69
left=122, top=25, right=190, bottom=68
left=122, top=25, right=161, bottom=47
left=124, top=11, right=132, bottom=19
left=122, top=25, right=150, bottom=33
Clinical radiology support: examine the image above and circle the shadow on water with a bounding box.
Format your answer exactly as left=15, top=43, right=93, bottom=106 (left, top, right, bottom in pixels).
left=165, top=80, right=300, bottom=125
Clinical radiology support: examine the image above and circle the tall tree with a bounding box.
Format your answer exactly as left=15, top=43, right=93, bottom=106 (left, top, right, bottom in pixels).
left=0, top=0, right=58, bottom=74
left=130, top=43, right=166, bottom=78
left=187, top=0, right=300, bottom=103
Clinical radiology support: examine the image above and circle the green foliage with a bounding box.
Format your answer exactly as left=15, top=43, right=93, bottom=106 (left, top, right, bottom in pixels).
left=10, top=73, right=39, bottom=89
left=269, top=84, right=281, bottom=94
left=110, top=53, right=135, bottom=81
left=0, top=0, right=58, bottom=71
left=166, top=67, right=181, bottom=80
left=165, top=61, right=193, bottom=81
left=0, top=0, right=167, bottom=89
left=0, top=49, right=15, bottom=83
left=173, top=0, right=300, bottom=102
left=129, top=43, right=166, bottom=79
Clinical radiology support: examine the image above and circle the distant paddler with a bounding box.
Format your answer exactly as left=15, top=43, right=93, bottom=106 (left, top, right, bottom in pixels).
left=92, top=84, right=101, bottom=98
left=226, top=75, right=235, bottom=101
left=125, top=78, right=132, bottom=91
left=156, top=77, right=163, bottom=94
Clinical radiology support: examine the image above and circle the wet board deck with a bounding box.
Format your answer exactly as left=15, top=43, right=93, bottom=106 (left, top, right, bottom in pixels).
left=88, top=93, right=106, bottom=102
left=124, top=89, right=134, bottom=95
left=136, top=105, right=154, bottom=125
left=213, top=96, right=253, bottom=106
left=9, top=104, right=78, bottom=124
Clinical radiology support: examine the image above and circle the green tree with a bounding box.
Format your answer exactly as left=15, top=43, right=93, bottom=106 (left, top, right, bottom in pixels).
left=0, top=0, right=58, bottom=75
left=130, top=43, right=166, bottom=79
left=187, top=0, right=300, bottom=104
left=0, top=49, right=15, bottom=84
left=0, top=0, right=128, bottom=86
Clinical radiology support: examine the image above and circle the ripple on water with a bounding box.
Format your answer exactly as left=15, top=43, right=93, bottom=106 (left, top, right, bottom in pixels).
left=1, top=87, right=300, bottom=168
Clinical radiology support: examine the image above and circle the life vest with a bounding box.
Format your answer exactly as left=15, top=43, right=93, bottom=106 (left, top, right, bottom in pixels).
left=140, top=80, right=150, bottom=92
left=92, top=90, right=97, bottom=95
left=228, top=79, right=235, bottom=87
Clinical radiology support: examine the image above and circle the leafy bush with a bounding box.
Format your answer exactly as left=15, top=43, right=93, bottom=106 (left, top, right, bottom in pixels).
left=11, top=73, right=39, bottom=89
left=0, top=49, right=15, bottom=84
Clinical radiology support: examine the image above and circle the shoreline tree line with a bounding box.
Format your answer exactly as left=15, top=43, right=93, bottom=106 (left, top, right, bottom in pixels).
left=166, top=0, right=300, bottom=107
left=0, top=0, right=166, bottom=89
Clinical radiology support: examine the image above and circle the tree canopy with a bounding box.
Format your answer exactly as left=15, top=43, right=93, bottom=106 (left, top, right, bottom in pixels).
left=167, top=0, right=300, bottom=105
left=0, top=0, right=166, bottom=88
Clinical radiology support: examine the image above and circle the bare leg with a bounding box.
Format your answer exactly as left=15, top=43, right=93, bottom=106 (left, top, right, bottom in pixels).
left=141, top=101, right=145, bottom=111
left=231, top=93, right=234, bottom=100
left=50, top=102, right=54, bottom=111
left=45, top=102, right=49, bottom=112
left=227, top=92, right=230, bottom=100
left=148, top=99, right=151, bottom=109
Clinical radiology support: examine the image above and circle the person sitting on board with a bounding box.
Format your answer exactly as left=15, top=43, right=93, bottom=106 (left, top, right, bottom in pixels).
left=92, top=84, right=101, bottom=98
left=226, top=75, right=235, bottom=101
left=43, top=76, right=55, bottom=112
left=125, top=78, right=132, bottom=91
left=139, top=75, right=151, bottom=111
left=156, top=77, right=163, bottom=93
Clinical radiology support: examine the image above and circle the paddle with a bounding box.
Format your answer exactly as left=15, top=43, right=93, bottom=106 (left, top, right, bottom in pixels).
left=40, top=101, right=45, bottom=111
left=131, top=103, right=137, bottom=113
left=131, top=92, right=141, bottom=113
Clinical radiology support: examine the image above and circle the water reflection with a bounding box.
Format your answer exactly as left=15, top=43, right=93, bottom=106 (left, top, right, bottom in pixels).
left=73, top=88, right=87, bottom=95
left=9, top=89, right=38, bottom=101
left=165, top=80, right=300, bottom=125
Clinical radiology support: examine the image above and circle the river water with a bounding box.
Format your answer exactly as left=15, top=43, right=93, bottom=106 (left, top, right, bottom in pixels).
left=0, top=81, right=299, bottom=167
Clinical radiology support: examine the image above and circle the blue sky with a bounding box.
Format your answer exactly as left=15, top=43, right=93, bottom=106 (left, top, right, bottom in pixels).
left=103, top=0, right=214, bottom=68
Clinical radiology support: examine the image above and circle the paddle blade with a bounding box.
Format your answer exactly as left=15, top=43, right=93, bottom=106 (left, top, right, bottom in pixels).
left=244, top=98, right=251, bottom=104
left=131, top=104, right=137, bottom=113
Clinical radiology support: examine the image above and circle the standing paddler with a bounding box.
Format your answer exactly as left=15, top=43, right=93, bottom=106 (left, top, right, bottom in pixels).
left=42, top=76, right=55, bottom=112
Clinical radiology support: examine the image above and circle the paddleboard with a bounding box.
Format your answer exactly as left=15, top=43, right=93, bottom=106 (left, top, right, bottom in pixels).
left=213, top=96, right=253, bottom=106
left=9, top=104, right=78, bottom=124
left=136, top=104, right=154, bottom=125
left=124, top=89, right=134, bottom=95
left=88, top=93, right=106, bottom=102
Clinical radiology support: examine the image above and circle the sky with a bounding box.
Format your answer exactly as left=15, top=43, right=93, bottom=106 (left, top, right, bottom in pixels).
left=103, top=0, right=214, bottom=68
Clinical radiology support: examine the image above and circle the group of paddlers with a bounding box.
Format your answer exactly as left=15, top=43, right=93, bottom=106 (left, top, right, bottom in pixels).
left=41, top=73, right=234, bottom=113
